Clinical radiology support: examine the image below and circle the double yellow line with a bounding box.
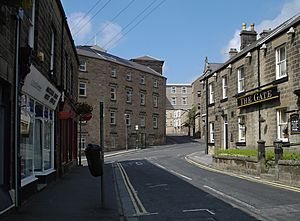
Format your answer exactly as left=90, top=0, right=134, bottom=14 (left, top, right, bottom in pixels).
left=116, top=162, right=148, bottom=215
left=185, top=156, right=300, bottom=193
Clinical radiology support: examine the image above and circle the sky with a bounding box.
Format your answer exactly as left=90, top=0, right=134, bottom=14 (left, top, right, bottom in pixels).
left=61, top=0, right=300, bottom=84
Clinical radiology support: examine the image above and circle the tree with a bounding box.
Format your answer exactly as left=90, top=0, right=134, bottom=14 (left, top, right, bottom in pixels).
left=185, top=106, right=197, bottom=137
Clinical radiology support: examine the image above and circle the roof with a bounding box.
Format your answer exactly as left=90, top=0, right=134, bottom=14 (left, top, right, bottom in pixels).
left=166, top=83, right=192, bottom=86
left=210, top=13, right=300, bottom=77
left=76, top=46, right=165, bottom=78
left=132, top=55, right=163, bottom=62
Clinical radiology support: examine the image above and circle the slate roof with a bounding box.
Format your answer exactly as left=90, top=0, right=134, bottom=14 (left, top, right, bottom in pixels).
left=132, top=55, right=163, bottom=61
left=76, top=45, right=165, bottom=78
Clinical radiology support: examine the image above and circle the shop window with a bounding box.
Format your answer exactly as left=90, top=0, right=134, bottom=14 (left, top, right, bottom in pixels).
left=276, top=44, right=287, bottom=79
left=79, top=60, right=86, bottom=71
left=237, top=66, right=245, bottom=93
left=277, top=108, right=288, bottom=142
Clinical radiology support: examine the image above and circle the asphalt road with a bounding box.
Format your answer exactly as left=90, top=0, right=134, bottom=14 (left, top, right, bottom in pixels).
left=109, top=141, right=300, bottom=221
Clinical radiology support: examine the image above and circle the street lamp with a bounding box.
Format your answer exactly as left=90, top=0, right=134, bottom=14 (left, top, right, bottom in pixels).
left=135, top=125, right=139, bottom=149
left=124, top=114, right=128, bottom=150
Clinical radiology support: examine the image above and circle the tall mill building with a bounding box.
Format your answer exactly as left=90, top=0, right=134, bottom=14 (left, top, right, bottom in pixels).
left=77, top=46, right=166, bottom=151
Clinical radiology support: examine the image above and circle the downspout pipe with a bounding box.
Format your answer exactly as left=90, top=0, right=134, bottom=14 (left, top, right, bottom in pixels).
left=257, top=48, right=261, bottom=140
left=205, top=77, right=209, bottom=154
left=15, top=8, right=23, bottom=209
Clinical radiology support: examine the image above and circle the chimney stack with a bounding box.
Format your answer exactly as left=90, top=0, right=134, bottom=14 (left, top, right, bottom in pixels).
left=240, top=23, right=257, bottom=50
left=229, top=48, right=238, bottom=58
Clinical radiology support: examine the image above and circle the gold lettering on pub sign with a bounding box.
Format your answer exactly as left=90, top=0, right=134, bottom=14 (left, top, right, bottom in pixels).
left=237, top=86, right=279, bottom=107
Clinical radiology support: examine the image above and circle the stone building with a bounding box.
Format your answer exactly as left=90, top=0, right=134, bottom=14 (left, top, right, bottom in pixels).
left=166, top=84, right=193, bottom=135
left=193, top=15, right=300, bottom=154
left=77, top=46, right=166, bottom=151
left=0, top=0, right=78, bottom=214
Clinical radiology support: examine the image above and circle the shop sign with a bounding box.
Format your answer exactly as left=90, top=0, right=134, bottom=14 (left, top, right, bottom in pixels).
left=290, top=113, right=300, bottom=134
left=237, top=86, right=279, bottom=108
left=22, top=65, right=61, bottom=109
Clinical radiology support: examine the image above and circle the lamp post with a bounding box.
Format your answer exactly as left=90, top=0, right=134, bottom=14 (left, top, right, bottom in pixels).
left=124, top=114, right=128, bottom=150
left=135, top=125, right=139, bottom=149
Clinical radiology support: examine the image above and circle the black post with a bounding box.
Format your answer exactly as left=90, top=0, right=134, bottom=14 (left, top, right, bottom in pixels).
left=79, top=116, right=82, bottom=166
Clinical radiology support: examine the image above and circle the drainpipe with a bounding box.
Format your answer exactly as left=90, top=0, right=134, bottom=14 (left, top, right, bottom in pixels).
left=205, top=77, right=209, bottom=154
left=257, top=48, right=261, bottom=140
left=15, top=8, right=23, bottom=209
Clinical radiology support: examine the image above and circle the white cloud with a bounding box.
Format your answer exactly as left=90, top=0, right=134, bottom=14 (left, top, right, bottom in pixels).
left=222, top=0, right=300, bottom=61
left=98, top=21, right=123, bottom=50
left=67, top=12, right=92, bottom=44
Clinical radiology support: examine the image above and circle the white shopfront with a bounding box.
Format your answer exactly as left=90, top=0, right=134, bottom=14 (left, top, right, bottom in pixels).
left=20, top=65, right=60, bottom=186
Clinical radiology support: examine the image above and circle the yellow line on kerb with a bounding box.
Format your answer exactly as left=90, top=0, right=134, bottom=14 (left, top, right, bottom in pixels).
left=185, top=156, right=300, bottom=193
left=116, top=162, right=147, bottom=215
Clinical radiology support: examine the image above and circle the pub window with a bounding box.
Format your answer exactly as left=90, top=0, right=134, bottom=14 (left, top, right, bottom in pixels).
left=277, top=108, right=288, bottom=142
left=209, top=122, right=215, bottom=143
left=237, top=66, right=245, bottom=93
left=238, top=116, right=246, bottom=142
left=276, top=44, right=287, bottom=79
left=209, top=82, right=215, bottom=104
left=222, top=75, right=228, bottom=99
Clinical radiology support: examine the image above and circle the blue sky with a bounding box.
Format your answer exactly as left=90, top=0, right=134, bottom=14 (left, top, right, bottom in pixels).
left=61, top=0, right=300, bottom=84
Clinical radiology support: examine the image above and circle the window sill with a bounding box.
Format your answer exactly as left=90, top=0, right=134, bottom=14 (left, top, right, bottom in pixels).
left=35, top=169, right=56, bottom=176
left=79, top=95, right=87, bottom=98
left=208, top=142, right=215, bottom=146
left=208, top=103, right=215, bottom=107
left=220, top=98, right=228, bottom=103
left=236, top=142, right=246, bottom=146
left=273, top=76, right=288, bottom=85
left=21, top=176, right=39, bottom=187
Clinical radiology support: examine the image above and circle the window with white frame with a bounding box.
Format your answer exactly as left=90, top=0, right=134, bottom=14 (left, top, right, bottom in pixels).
left=126, top=89, right=132, bottom=103
left=209, top=82, right=215, bottom=104
left=276, top=45, right=287, bottom=79
left=153, top=95, right=158, bottom=107
left=171, top=86, right=176, bottom=94
left=181, top=97, right=187, bottom=105
left=140, top=115, right=146, bottom=127
left=237, top=66, right=245, bottom=93
left=153, top=79, right=158, bottom=88
left=238, top=116, right=246, bottom=142
left=171, top=97, right=177, bottom=105
left=50, top=30, right=55, bottom=75
left=110, top=86, right=116, bottom=101
left=111, top=68, right=117, bottom=78
left=222, top=75, right=228, bottom=99
left=153, top=116, right=158, bottom=128
left=125, top=113, right=131, bottom=126
left=79, top=82, right=86, bottom=96
left=181, top=87, right=187, bottom=94
left=140, top=92, right=145, bottom=105
left=110, top=111, right=116, bottom=125
left=79, top=60, right=86, bottom=71
left=209, top=122, right=214, bottom=143
left=126, top=73, right=132, bottom=81
left=140, top=75, right=145, bottom=84
left=277, top=108, right=288, bottom=141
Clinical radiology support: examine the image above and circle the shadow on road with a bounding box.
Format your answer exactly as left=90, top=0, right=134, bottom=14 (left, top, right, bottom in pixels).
left=166, top=135, right=198, bottom=145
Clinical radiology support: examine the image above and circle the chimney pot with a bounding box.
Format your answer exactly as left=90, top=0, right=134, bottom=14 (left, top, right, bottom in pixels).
left=242, top=23, right=247, bottom=30
left=250, top=23, right=255, bottom=31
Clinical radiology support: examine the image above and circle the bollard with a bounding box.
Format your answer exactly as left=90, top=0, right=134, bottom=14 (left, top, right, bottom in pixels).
left=257, top=140, right=266, bottom=161
left=273, top=140, right=283, bottom=164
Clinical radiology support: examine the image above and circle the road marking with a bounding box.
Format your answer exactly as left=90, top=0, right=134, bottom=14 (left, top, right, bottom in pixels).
left=185, top=155, right=300, bottom=193
left=203, top=185, right=256, bottom=210
left=182, top=208, right=215, bottom=215
left=116, top=162, right=148, bottom=215
left=149, top=184, right=168, bottom=188
left=153, top=162, right=167, bottom=170
left=170, top=170, right=192, bottom=181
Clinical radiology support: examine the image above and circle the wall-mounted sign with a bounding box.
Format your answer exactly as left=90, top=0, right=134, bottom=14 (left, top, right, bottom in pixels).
left=22, top=65, right=61, bottom=110
left=290, top=113, right=300, bottom=134
left=237, top=86, right=279, bottom=108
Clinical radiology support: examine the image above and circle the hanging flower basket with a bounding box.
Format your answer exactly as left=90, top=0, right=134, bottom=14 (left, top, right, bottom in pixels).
left=58, top=111, right=71, bottom=120
left=81, top=112, right=92, bottom=121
